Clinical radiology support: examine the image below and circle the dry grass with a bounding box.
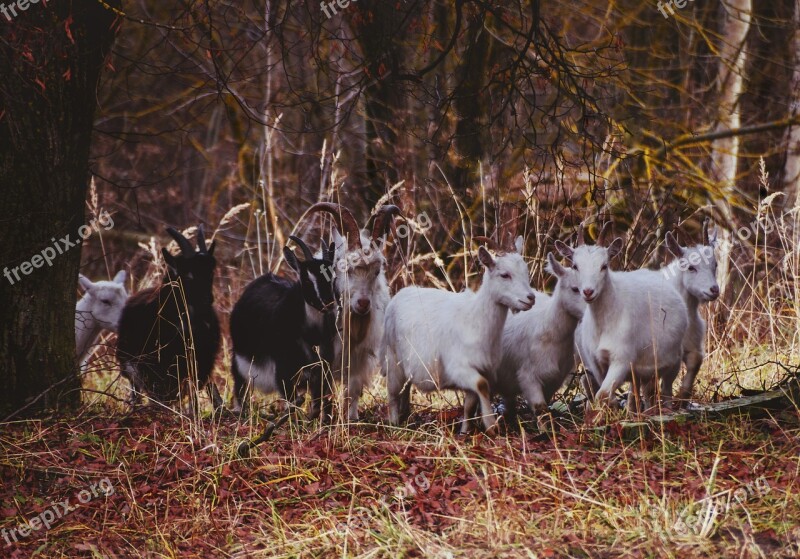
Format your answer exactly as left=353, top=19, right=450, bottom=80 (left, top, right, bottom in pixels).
left=3, top=164, right=800, bottom=557
left=1, top=397, right=799, bottom=558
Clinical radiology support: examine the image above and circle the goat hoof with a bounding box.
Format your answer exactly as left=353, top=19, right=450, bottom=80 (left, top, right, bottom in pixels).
left=236, top=441, right=252, bottom=458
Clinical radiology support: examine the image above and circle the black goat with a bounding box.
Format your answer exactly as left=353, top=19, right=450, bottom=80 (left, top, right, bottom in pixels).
left=230, top=236, right=337, bottom=419
left=117, top=226, right=222, bottom=411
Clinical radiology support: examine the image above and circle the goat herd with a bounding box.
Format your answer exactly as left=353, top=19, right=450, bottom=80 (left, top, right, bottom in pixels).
left=75, top=203, right=721, bottom=434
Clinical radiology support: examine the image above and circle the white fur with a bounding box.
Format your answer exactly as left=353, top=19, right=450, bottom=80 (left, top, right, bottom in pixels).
left=383, top=237, right=536, bottom=434
left=234, top=354, right=280, bottom=395
left=493, top=253, right=585, bottom=415
left=559, top=239, right=688, bottom=409
left=75, top=270, right=128, bottom=368
left=330, top=229, right=391, bottom=420
left=630, top=231, right=719, bottom=403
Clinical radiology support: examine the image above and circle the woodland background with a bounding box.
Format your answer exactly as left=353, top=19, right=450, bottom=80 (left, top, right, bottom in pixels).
left=1, top=0, right=800, bottom=557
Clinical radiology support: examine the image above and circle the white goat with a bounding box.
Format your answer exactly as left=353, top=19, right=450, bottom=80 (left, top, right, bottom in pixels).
left=558, top=226, right=688, bottom=409
left=76, top=270, right=128, bottom=368
left=631, top=223, right=719, bottom=405
left=383, top=236, right=536, bottom=434
left=493, top=252, right=585, bottom=425
left=307, top=203, right=400, bottom=420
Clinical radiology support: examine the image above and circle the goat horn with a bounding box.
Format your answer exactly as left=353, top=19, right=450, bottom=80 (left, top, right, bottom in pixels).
left=473, top=235, right=498, bottom=251
left=307, top=202, right=361, bottom=251
left=500, top=230, right=517, bottom=253
left=371, top=205, right=402, bottom=241
left=288, top=235, right=315, bottom=261
left=166, top=227, right=195, bottom=255
left=196, top=225, right=208, bottom=254
left=597, top=222, right=613, bottom=246
left=702, top=218, right=709, bottom=245
left=576, top=223, right=585, bottom=246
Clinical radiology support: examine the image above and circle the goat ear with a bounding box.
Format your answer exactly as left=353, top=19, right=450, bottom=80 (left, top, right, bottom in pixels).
left=606, top=237, right=624, bottom=259
left=113, top=270, right=127, bottom=285
left=283, top=247, right=301, bottom=273
left=332, top=229, right=345, bottom=253
left=707, top=222, right=718, bottom=247
left=478, top=246, right=495, bottom=270
left=327, top=239, right=336, bottom=262
left=554, top=240, right=574, bottom=260
left=514, top=235, right=524, bottom=254
left=665, top=232, right=683, bottom=258
left=79, top=274, right=94, bottom=292
left=545, top=252, right=566, bottom=277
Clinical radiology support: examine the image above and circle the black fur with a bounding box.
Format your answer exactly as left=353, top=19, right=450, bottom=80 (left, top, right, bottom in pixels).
left=230, top=237, right=336, bottom=419
left=117, top=226, right=221, bottom=408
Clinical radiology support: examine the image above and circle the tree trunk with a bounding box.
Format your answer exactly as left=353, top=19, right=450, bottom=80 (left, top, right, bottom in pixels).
left=784, top=0, right=800, bottom=211
left=450, top=5, right=492, bottom=197
left=0, top=1, right=119, bottom=418
left=352, top=3, right=405, bottom=209
left=710, top=0, right=751, bottom=298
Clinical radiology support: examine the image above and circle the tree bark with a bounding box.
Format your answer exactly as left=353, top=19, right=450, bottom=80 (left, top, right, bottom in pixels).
left=784, top=0, right=800, bottom=211
left=450, top=5, right=492, bottom=197
left=0, top=1, right=120, bottom=417
left=352, top=3, right=406, bottom=209
left=710, top=0, right=751, bottom=298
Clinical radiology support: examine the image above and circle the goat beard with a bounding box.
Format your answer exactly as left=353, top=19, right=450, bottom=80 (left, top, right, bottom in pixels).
left=343, top=311, right=370, bottom=345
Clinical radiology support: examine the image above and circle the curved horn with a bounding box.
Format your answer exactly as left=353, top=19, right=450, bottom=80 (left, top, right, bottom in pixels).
left=473, top=235, right=499, bottom=251
left=288, top=235, right=315, bottom=261
left=371, top=205, right=402, bottom=241
left=307, top=202, right=361, bottom=251
left=166, top=227, right=194, bottom=255
left=196, top=225, right=208, bottom=254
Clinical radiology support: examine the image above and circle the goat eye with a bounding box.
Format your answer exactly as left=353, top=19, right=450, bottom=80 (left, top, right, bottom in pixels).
left=601, top=264, right=608, bottom=271
left=102, top=300, right=112, bottom=306
left=572, top=265, right=578, bottom=271
left=500, top=272, right=511, bottom=279
left=688, top=266, right=697, bottom=272
left=571, top=287, right=579, bottom=293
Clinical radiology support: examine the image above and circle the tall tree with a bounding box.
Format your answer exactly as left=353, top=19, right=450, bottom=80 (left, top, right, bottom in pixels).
left=0, top=1, right=120, bottom=417
left=710, top=0, right=752, bottom=297
left=784, top=0, right=800, bottom=211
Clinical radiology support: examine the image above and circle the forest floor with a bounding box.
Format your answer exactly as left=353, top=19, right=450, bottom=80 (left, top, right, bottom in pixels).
left=2, top=382, right=800, bottom=559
